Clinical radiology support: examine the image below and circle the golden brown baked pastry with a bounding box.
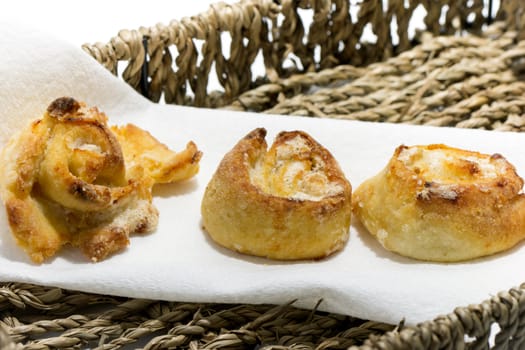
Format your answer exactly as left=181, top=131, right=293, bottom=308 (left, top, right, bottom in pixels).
left=111, top=124, right=201, bottom=184
left=353, top=144, right=525, bottom=262
left=0, top=97, right=202, bottom=263
left=201, top=128, right=352, bottom=260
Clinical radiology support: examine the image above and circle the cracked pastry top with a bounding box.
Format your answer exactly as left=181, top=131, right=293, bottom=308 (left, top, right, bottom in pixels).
left=0, top=97, right=202, bottom=263
left=201, top=128, right=352, bottom=260
left=353, top=144, right=525, bottom=262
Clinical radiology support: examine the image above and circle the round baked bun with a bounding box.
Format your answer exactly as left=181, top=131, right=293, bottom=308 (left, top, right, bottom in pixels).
left=201, top=128, right=352, bottom=260
left=353, top=144, right=525, bottom=262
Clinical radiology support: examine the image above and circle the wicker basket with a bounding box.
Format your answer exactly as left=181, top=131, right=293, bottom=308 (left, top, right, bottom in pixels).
left=3, top=0, right=525, bottom=349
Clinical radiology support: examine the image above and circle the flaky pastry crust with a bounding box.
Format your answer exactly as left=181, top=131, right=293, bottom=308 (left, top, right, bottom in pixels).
left=353, top=144, right=525, bottom=262
left=0, top=97, right=202, bottom=263
left=201, top=128, right=352, bottom=260
left=111, top=124, right=201, bottom=184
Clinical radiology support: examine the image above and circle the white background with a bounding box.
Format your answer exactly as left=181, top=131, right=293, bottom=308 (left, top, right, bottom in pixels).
left=3, top=0, right=500, bottom=47
left=2, top=1, right=232, bottom=46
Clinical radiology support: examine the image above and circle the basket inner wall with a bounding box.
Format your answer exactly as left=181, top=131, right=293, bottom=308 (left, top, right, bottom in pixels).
left=83, top=0, right=524, bottom=111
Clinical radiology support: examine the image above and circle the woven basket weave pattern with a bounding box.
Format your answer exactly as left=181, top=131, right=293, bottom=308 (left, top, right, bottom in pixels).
left=2, top=279, right=525, bottom=348
left=3, top=0, right=525, bottom=349
left=234, top=24, right=525, bottom=132
left=82, top=0, right=523, bottom=109
left=0, top=283, right=396, bottom=349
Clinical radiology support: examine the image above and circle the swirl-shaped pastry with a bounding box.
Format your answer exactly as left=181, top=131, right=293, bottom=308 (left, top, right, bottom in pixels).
left=353, top=144, right=525, bottom=262
left=0, top=97, right=202, bottom=263
left=201, top=128, right=352, bottom=260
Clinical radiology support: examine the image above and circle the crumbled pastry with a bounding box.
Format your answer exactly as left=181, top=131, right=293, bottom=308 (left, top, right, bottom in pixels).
left=353, top=144, right=525, bottom=262
left=0, top=97, right=202, bottom=263
left=201, top=128, right=352, bottom=260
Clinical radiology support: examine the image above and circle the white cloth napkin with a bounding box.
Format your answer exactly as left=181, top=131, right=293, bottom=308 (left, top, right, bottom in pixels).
left=2, top=20, right=525, bottom=326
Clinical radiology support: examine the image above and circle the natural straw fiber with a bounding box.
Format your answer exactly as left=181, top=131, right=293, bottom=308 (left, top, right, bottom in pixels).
left=3, top=0, right=525, bottom=349
left=233, top=24, right=525, bottom=131
left=82, top=0, right=525, bottom=110
left=0, top=283, right=395, bottom=349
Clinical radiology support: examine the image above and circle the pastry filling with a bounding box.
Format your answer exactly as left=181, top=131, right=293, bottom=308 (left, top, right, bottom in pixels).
left=250, top=135, right=343, bottom=201
left=398, top=146, right=502, bottom=184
